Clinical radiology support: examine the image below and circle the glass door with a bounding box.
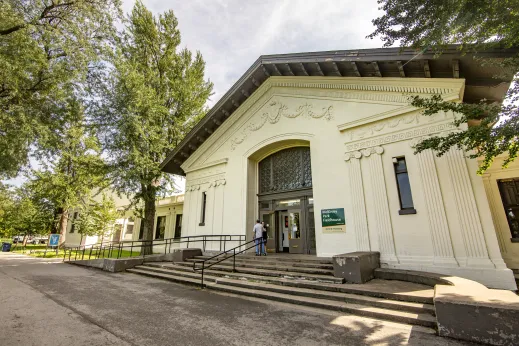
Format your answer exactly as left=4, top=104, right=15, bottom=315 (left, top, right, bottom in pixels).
left=279, top=212, right=290, bottom=252
left=288, top=210, right=303, bottom=254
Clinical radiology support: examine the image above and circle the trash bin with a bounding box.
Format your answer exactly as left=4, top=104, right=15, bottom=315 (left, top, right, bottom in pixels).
left=2, top=242, right=11, bottom=252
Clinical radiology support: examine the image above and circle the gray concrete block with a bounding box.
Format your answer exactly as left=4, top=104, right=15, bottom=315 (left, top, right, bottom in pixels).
left=435, top=287, right=519, bottom=346
left=332, top=252, right=379, bottom=284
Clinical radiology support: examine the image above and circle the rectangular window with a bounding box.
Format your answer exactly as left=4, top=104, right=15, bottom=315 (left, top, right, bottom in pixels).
left=393, top=157, right=416, bottom=215
left=199, top=192, right=207, bottom=226
left=70, top=212, right=79, bottom=233
left=125, top=224, right=134, bottom=235
left=497, top=179, right=519, bottom=240
left=174, top=214, right=183, bottom=238
left=155, top=216, right=166, bottom=239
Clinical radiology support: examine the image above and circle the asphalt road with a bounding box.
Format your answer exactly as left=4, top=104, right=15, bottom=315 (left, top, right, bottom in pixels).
left=0, top=252, right=476, bottom=346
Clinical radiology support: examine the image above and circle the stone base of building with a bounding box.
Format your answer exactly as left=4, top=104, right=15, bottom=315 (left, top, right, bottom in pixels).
left=383, top=263, right=517, bottom=290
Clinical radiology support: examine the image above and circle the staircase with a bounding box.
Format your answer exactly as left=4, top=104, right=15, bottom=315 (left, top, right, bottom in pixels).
left=127, top=254, right=437, bottom=330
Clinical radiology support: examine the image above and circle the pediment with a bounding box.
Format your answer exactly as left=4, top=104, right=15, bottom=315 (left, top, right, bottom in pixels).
left=181, top=77, right=465, bottom=172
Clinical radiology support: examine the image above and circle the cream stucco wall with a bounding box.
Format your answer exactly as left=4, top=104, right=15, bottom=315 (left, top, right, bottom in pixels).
left=179, top=76, right=516, bottom=290
left=481, top=157, right=519, bottom=270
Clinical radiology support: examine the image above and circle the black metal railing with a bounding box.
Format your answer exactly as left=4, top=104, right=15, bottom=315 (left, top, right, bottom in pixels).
left=63, top=234, right=246, bottom=262
left=193, top=237, right=266, bottom=288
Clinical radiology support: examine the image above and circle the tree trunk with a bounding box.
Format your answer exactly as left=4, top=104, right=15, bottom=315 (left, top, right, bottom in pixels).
left=58, top=209, right=68, bottom=247
left=142, top=187, right=156, bottom=255
left=22, top=234, right=28, bottom=247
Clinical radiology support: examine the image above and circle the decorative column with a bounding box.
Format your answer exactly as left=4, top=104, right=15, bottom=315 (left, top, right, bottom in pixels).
left=414, top=145, right=458, bottom=266
left=362, top=146, right=399, bottom=265
left=344, top=151, right=370, bottom=251
left=443, top=148, right=493, bottom=268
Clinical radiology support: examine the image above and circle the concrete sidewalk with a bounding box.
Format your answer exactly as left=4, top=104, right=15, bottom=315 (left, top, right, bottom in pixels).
left=0, top=252, right=475, bottom=346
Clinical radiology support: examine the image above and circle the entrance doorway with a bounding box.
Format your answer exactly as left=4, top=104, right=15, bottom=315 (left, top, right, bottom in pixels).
left=257, top=146, right=316, bottom=254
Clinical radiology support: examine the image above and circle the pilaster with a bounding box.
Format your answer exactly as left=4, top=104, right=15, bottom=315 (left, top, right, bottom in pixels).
left=443, top=149, right=493, bottom=268
left=344, top=151, right=370, bottom=251
left=481, top=174, right=506, bottom=253
left=363, top=146, right=399, bottom=264
left=414, top=147, right=458, bottom=266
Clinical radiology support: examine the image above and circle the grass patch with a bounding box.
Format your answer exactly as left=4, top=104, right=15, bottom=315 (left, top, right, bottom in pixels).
left=11, top=245, right=141, bottom=260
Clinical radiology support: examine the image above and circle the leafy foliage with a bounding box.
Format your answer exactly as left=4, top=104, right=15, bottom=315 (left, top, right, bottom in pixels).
left=369, top=0, right=519, bottom=173
left=27, top=97, right=108, bottom=242
left=0, top=183, right=55, bottom=238
left=0, top=0, right=121, bottom=178
left=74, top=194, right=119, bottom=238
left=93, top=1, right=212, bottom=243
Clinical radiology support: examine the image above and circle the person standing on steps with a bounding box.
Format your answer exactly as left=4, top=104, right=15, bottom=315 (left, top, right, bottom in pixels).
left=261, top=221, right=268, bottom=256
left=253, top=219, right=263, bottom=256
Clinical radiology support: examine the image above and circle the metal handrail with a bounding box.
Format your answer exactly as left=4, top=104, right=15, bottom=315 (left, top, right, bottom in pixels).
left=193, top=237, right=265, bottom=288
left=63, top=234, right=246, bottom=262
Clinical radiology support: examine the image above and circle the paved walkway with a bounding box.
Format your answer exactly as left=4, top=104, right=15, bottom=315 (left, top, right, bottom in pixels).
left=0, top=252, right=475, bottom=346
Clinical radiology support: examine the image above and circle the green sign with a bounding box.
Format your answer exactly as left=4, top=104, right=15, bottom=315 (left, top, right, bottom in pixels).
left=321, top=208, right=346, bottom=233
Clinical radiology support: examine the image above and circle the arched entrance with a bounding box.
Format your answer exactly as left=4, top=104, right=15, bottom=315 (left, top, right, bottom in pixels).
left=257, top=146, right=315, bottom=254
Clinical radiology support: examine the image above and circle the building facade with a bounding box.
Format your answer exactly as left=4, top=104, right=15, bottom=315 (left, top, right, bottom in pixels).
left=161, top=47, right=518, bottom=290
left=66, top=194, right=184, bottom=247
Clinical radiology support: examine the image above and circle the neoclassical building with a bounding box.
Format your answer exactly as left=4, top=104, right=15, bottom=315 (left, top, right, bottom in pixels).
left=161, top=46, right=518, bottom=290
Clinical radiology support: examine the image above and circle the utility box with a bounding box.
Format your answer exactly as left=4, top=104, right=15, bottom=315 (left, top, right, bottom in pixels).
left=332, top=252, right=380, bottom=284
left=2, top=242, right=11, bottom=252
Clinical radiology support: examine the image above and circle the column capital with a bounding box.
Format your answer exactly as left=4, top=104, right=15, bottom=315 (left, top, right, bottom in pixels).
left=344, top=151, right=362, bottom=161
left=362, top=146, right=384, bottom=157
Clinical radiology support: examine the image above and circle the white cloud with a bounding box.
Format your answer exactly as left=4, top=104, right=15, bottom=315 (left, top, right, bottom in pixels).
left=122, top=0, right=384, bottom=105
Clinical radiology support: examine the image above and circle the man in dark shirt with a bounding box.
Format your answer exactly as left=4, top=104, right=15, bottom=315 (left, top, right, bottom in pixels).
left=261, top=221, right=268, bottom=256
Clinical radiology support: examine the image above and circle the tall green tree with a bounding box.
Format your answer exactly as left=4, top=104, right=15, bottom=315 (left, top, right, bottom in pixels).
left=0, top=183, right=15, bottom=238
left=368, top=0, right=519, bottom=173
left=0, top=0, right=121, bottom=178
left=95, top=1, right=212, bottom=252
left=28, top=98, right=108, bottom=245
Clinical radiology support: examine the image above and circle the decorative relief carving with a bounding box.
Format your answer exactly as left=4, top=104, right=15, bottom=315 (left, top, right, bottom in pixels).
left=345, top=123, right=456, bottom=153
left=230, top=100, right=333, bottom=151
left=186, top=174, right=226, bottom=191
left=349, top=111, right=450, bottom=141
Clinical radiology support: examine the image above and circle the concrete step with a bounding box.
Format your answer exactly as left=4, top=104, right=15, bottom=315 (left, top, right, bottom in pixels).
left=165, top=261, right=342, bottom=283
left=183, top=258, right=334, bottom=275
left=213, top=277, right=435, bottom=315
left=187, top=256, right=334, bottom=270
left=126, top=267, right=436, bottom=328
left=210, top=283, right=437, bottom=328
left=186, top=256, right=333, bottom=270
left=194, top=254, right=333, bottom=265
left=128, top=267, right=203, bottom=286
left=139, top=263, right=433, bottom=304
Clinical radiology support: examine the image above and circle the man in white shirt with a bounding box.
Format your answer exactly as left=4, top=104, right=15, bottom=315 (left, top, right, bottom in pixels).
left=253, top=220, right=263, bottom=256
